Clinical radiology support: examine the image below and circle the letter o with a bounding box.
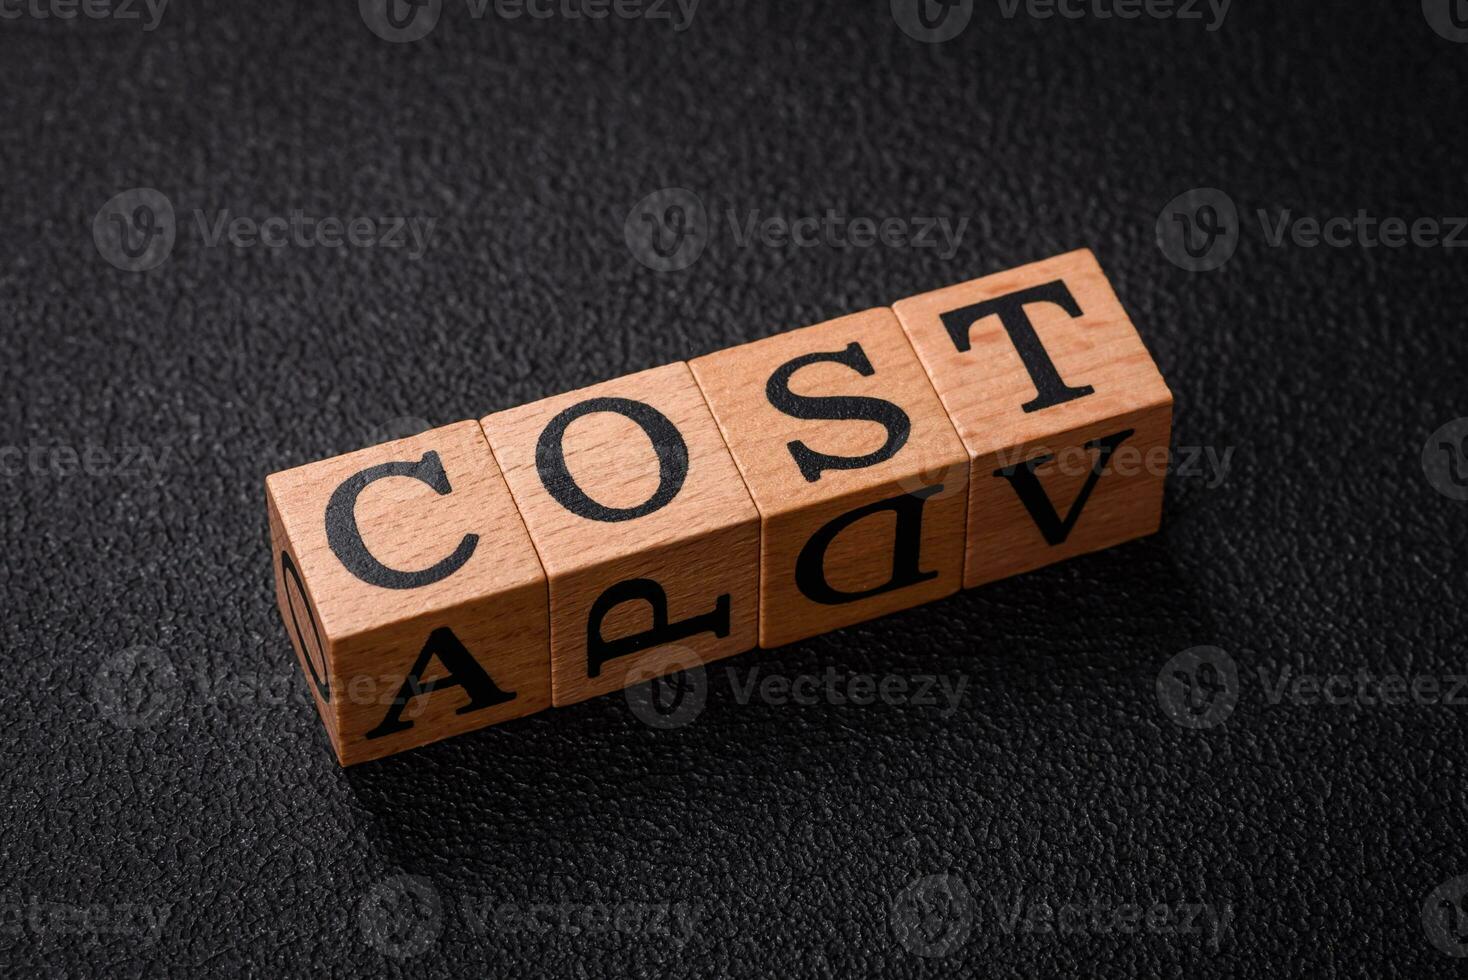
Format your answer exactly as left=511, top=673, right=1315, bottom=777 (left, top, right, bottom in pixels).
left=535, top=397, right=688, bottom=522
left=281, top=551, right=330, bottom=701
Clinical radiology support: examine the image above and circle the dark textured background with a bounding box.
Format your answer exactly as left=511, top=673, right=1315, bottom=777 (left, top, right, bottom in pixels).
left=4, top=0, right=1467, bottom=975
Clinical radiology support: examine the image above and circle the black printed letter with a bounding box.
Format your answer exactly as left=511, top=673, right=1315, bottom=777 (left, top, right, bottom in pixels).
left=326, top=451, right=479, bottom=589
left=585, top=578, right=729, bottom=678
left=939, top=280, right=1094, bottom=413
left=995, top=429, right=1134, bottom=545
left=536, top=397, right=689, bottom=522
left=765, top=341, right=911, bottom=482
left=366, top=627, right=516, bottom=740
left=280, top=550, right=330, bottom=701
left=795, top=486, right=941, bottom=604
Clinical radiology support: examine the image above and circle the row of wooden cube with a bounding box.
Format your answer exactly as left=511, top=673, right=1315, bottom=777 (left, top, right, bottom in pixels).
left=266, top=249, right=1174, bottom=765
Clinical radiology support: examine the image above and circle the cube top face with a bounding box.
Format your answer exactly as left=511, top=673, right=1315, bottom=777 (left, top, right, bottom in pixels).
left=892, top=248, right=1173, bottom=461
left=264, top=420, right=545, bottom=643
left=688, top=307, right=968, bottom=517
left=481, top=362, right=760, bottom=578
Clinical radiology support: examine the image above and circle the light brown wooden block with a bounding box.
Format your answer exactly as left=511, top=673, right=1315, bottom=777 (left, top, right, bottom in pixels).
left=689, top=308, right=969, bottom=647
left=481, top=362, right=760, bottom=706
left=893, top=248, right=1174, bottom=589
left=264, top=421, right=549, bottom=765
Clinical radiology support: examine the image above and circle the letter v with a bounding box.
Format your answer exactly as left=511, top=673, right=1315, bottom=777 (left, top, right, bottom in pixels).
left=993, top=429, right=1135, bottom=545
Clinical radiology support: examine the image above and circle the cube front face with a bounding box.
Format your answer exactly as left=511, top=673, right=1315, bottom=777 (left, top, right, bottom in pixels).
left=265, top=421, right=550, bottom=765
left=893, top=248, right=1174, bottom=589
left=481, top=362, right=760, bottom=706
left=690, top=308, right=969, bottom=647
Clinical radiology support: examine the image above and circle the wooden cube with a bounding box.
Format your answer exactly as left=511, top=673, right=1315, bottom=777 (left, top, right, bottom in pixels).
left=265, top=420, right=550, bottom=765
left=893, top=249, right=1174, bottom=588
left=689, top=309, right=969, bottom=647
left=481, top=363, right=760, bottom=706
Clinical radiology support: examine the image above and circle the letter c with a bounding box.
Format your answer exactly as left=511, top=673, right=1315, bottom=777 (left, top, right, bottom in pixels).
left=325, top=450, right=479, bottom=589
